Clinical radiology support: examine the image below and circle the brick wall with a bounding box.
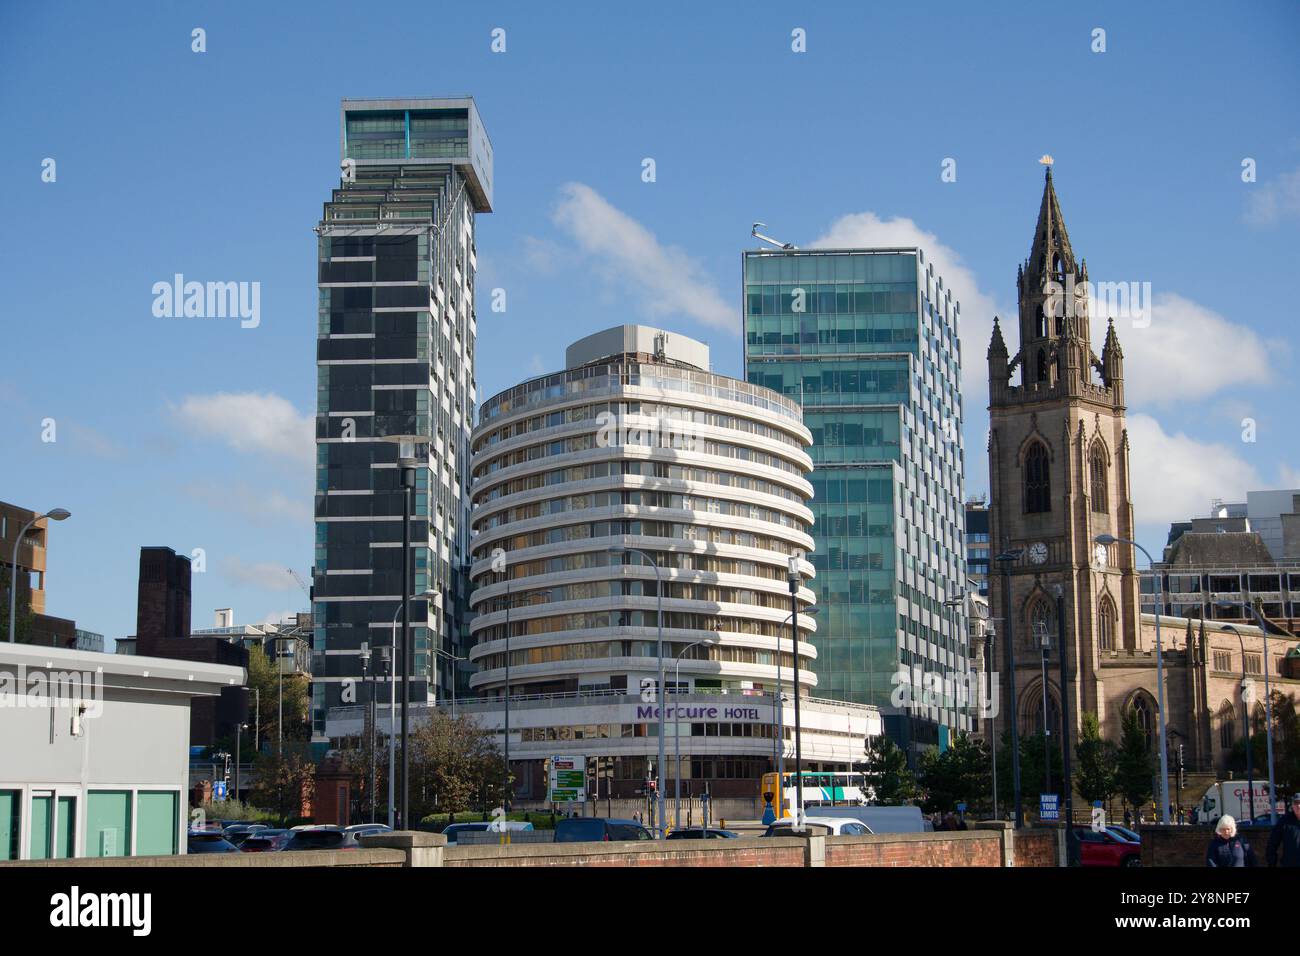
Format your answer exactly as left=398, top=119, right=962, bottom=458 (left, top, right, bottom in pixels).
left=825, top=831, right=1002, bottom=867
left=446, top=838, right=807, bottom=867
left=1013, top=829, right=1059, bottom=867
left=1140, top=825, right=1272, bottom=867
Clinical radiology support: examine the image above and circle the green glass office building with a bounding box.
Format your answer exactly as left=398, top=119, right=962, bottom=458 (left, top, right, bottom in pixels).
left=743, top=248, right=970, bottom=757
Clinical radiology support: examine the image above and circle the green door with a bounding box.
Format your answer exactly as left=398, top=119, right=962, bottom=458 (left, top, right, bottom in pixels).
left=56, top=796, right=76, bottom=858
left=0, top=791, right=18, bottom=861
left=30, top=794, right=53, bottom=860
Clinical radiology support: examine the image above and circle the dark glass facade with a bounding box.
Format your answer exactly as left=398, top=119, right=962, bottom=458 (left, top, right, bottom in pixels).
left=312, top=99, right=492, bottom=740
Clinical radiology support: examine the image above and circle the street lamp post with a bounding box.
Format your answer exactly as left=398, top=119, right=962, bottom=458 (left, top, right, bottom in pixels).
left=786, top=555, right=806, bottom=825
left=380, top=434, right=428, bottom=831
left=1035, top=621, right=1051, bottom=795
left=1221, top=624, right=1256, bottom=822
left=774, top=606, right=818, bottom=819
left=502, top=571, right=512, bottom=813
left=673, top=636, right=720, bottom=830
left=388, top=587, right=437, bottom=829
left=1219, top=600, right=1277, bottom=824
left=7, top=508, right=70, bottom=644
left=235, top=721, right=245, bottom=803
left=995, top=549, right=1024, bottom=827
left=608, top=544, right=665, bottom=838
left=1098, top=534, right=1170, bottom=825
left=946, top=592, right=999, bottom=820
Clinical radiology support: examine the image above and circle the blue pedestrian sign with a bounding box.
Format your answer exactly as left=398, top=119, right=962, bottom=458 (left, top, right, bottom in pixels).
left=1039, top=794, right=1060, bottom=820
left=213, top=781, right=228, bottom=801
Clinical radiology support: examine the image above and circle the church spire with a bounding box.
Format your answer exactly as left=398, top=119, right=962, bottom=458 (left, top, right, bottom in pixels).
left=1027, top=165, right=1077, bottom=280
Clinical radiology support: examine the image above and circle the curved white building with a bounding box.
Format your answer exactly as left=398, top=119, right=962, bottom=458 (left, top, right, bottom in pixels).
left=460, top=326, right=880, bottom=801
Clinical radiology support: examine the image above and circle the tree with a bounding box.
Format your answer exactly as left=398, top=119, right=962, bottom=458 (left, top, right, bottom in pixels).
left=1114, top=709, right=1155, bottom=811
left=860, top=734, right=917, bottom=805
left=250, top=743, right=317, bottom=823
left=917, top=733, right=991, bottom=815
left=407, top=710, right=506, bottom=819
left=1015, top=730, right=1064, bottom=803
left=246, top=642, right=310, bottom=748
left=1074, top=711, right=1117, bottom=806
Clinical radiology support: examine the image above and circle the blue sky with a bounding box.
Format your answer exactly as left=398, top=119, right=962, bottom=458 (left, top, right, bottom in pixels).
left=2, top=1, right=1297, bottom=645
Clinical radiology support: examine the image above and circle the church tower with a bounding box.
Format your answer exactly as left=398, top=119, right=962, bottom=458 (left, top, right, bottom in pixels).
left=987, top=164, right=1141, bottom=742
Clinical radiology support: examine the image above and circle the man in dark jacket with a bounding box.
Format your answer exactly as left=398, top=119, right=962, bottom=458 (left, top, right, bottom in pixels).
left=1266, top=794, right=1300, bottom=867
left=1206, top=816, right=1257, bottom=867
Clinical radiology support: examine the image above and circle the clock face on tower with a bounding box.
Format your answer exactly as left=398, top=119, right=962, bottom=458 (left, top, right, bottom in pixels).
left=1028, top=542, right=1048, bottom=565
left=1094, top=544, right=1108, bottom=567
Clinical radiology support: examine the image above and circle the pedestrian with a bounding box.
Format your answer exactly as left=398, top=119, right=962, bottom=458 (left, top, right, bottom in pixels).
left=1123, top=807, right=1132, bottom=829
left=1265, top=793, right=1300, bottom=868
left=1205, top=816, right=1256, bottom=867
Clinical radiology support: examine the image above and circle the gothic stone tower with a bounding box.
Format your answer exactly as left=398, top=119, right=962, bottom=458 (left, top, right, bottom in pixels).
left=987, top=166, right=1140, bottom=743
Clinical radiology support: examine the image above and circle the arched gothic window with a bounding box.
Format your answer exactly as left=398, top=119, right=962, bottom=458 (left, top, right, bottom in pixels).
left=1090, top=443, right=1108, bottom=513
left=1024, top=442, right=1051, bottom=513
left=1026, top=597, right=1054, bottom=649
left=1218, top=701, right=1237, bottom=750
left=1036, top=349, right=1047, bottom=383
left=1132, top=696, right=1154, bottom=749
left=1098, top=595, right=1116, bottom=651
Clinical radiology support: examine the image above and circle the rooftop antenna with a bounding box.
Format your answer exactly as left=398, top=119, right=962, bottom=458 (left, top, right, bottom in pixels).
left=752, top=222, right=796, bottom=251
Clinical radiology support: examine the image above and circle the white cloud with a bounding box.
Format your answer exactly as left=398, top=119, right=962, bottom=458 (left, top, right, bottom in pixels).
left=551, top=183, right=734, bottom=332
left=1245, top=166, right=1300, bottom=226
left=810, top=211, right=1006, bottom=403
left=1127, top=413, right=1260, bottom=525
left=173, top=392, right=313, bottom=465
left=1089, top=292, right=1276, bottom=408
left=218, top=556, right=300, bottom=593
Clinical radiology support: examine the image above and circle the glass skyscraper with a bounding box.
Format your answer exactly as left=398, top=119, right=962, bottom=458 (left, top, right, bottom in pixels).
left=312, top=98, right=493, bottom=741
left=742, top=248, right=970, bottom=757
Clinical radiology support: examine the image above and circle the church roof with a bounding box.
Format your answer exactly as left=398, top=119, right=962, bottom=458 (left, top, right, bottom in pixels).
left=1164, top=531, right=1276, bottom=568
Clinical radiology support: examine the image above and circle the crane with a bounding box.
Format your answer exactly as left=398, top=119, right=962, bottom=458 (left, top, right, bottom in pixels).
left=287, top=569, right=310, bottom=598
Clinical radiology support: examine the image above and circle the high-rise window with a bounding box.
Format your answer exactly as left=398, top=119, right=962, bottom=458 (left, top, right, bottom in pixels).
left=1024, top=442, right=1051, bottom=513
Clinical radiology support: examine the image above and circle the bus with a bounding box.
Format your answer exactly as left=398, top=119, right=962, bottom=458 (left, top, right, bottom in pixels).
left=759, top=771, right=870, bottom=818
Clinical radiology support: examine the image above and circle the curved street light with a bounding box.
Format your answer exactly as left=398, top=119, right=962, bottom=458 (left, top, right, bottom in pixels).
left=1218, top=600, right=1278, bottom=825
left=8, top=508, right=71, bottom=644
left=1097, top=533, right=1171, bottom=825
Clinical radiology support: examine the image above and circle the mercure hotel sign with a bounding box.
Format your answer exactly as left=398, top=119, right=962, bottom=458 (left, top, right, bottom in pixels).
left=636, top=704, right=762, bottom=721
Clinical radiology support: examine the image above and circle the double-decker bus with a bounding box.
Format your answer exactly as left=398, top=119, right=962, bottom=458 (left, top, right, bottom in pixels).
left=759, top=771, right=870, bottom=818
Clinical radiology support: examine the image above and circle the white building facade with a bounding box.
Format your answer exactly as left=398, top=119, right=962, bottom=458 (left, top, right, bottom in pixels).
left=459, top=326, right=882, bottom=799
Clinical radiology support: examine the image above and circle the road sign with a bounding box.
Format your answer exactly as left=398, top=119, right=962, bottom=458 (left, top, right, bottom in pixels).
left=957, top=802, right=967, bottom=813
left=213, top=781, right=228, bottom=801
left=548, top=755, right=587, bottom=803
left=1039, top=793, right=1060, bottom=821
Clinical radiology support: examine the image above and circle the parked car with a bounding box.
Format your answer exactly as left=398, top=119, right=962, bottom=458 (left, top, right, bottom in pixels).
left=187, top=830, right=240, bottom=854
left=281, top=824, right=392, bottom=851
left=239, top=829, right=292, bottom=852
left=441, top=821, right=535, bottom=844
left=554, top=818, right=655, bottom=842
left=222, top=824, right=269, bottom=846
left=1107, top=825, right=1142, bottom=844
left=761, top=817, right=873, bottom=837
left=344, top=824, right=392, bottom=838
left=666, top=827, right=739, bottom=840
left=1073, top=827, right=1141, bottom=867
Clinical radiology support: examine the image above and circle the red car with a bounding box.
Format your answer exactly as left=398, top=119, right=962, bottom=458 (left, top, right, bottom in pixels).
left=1073, top=827, right=1141, bottom=867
